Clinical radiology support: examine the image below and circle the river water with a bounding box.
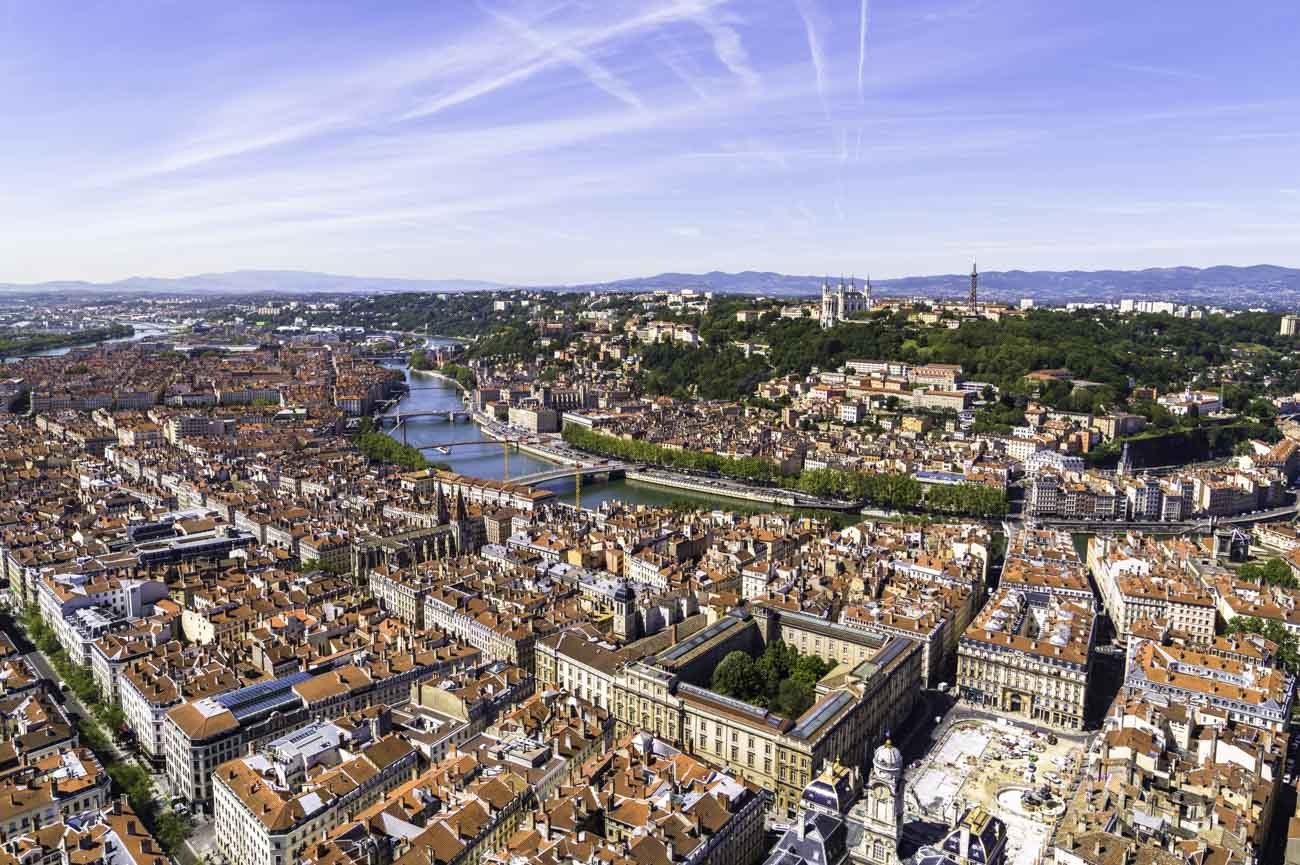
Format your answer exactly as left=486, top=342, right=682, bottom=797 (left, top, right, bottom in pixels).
left=381, top=343, right=765, bottom=511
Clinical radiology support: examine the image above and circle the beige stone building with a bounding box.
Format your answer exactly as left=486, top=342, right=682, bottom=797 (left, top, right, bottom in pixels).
left=957, top=588, right=1095, bottom=730
left=538, top=606, right=922, bottom=819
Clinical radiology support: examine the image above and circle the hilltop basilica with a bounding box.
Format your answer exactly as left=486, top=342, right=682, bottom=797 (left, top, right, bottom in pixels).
left=820, top=276, right=873, bottom=328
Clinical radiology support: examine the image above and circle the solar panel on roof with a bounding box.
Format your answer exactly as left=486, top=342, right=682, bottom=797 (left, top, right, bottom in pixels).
left=213, top=670, right=312, bottom=711
left=231, top=692, right=302, bottom=721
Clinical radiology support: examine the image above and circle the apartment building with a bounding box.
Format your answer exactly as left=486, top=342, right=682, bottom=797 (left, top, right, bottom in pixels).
left=1123, top=639, right=1294, bottom=733
left=481, top=733, right=767, bottom=865
left=423, top=590, right=555, bottom=673
left=120, top=662, right=245, bottom=768
left=0, top=749, right=111, bottom=842
left=1089, top=534, right=1217, bottom=644
left=957, top=588, right=1095, bottom=730
left=164, top=666, right=370, bottom=813
left=534, top=630, right=621, bottom=711
left=213, top=722, right=417, bottom=865
left=1056, top=690, right=1288, bottom=864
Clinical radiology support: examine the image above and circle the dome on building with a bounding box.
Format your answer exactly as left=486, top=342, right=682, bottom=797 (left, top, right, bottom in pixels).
left=612, top=581, right=635, bottom=603
left=873, top=738, right=902, bottom=774
left=801, top=778, right=844, bottom=812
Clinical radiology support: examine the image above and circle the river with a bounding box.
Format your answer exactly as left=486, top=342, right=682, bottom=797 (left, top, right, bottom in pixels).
left=381, top=342, right=776, bottom=511
left=6, top=320, right=177, bottom=360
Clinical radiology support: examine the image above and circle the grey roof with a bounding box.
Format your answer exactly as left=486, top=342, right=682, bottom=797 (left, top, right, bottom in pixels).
left=763, top=813, right=847, bottom=865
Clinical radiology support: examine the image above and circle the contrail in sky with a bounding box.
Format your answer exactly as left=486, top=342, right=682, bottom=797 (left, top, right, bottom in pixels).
left=857, top=0, right=870, bottom=101
left=795, top=0, right=827, bottom=116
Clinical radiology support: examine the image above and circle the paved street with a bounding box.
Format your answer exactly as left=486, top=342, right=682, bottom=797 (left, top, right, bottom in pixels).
left=19, top=643, right=148, bottom=770
left=182, top=816, right=216, bottom=865
left=6, top=616, right=173, bottom=808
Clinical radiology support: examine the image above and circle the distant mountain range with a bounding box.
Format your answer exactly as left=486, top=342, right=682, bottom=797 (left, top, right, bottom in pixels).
left=4, top=264, right=1300, bottom=309
left=565, top=265, right=1300, bottom=308
left=0, top=269, right=502, bottom=297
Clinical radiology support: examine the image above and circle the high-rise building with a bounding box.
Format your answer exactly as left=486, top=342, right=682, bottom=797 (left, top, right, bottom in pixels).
left=1281, top=314, right=1300, bottom=336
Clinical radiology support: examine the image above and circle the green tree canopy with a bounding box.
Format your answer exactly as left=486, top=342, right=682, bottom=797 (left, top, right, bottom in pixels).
left=1237, top=558, right=1297, bottom=588
left=1225, top=616, right=1300, bottom=674
left=712, top=651, right=762, bottom=698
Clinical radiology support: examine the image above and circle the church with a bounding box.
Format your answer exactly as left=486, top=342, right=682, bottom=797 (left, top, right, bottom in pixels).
left=820, top=276, right=872, bottom=328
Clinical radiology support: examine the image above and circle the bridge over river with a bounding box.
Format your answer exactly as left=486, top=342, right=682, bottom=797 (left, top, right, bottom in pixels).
left=509, top=463, right=630, bottom=486
left=379, top=409, right=472, bottom=426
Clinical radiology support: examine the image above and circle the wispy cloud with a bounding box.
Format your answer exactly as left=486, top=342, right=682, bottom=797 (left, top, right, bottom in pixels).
left=689, top=3, right=761, bottom=94
left=479, top=3, right=647, bottom=114
left=1109, top=62, right=1211, bottom=83
left=794, top=0, right=829, bottom=115
left=922, top=1, right=985, bottom=23
left=402, top=1, right=730, bottom=121
left=97, top=115, right=349, bottom=186
left=398, top=53, right=554, bottom=122
left=1214, top=130, right=1300, bottom=142
left=653, top=33, right=711, bottom=100
left=4, top=0, right=1299, bottom=284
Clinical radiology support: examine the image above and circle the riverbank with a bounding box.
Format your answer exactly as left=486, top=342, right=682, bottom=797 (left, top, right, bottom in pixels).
left=624, top=468, right=864, bottom=510
left=398, top=331, right=470, bottom=343
left=384, top=371, right=873, bottom=512
left=474, top=414, right=590, bottom=467
left=625, top=468, right=797, bottom=506
left=476, top=416, right=860, bottom=509
left=410, top=367, right=469, bottom=395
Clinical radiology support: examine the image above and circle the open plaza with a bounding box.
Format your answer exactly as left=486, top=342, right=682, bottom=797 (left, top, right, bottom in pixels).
left=904, top=714, right=1086, bottom=865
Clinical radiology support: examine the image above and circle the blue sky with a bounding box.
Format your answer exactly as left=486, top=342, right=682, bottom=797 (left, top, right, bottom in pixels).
left=2, top=0, right=1298, bottom=285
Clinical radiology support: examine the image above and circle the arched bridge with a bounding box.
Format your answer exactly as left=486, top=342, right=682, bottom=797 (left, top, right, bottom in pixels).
left=378, top=410, right=472, bottom=427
